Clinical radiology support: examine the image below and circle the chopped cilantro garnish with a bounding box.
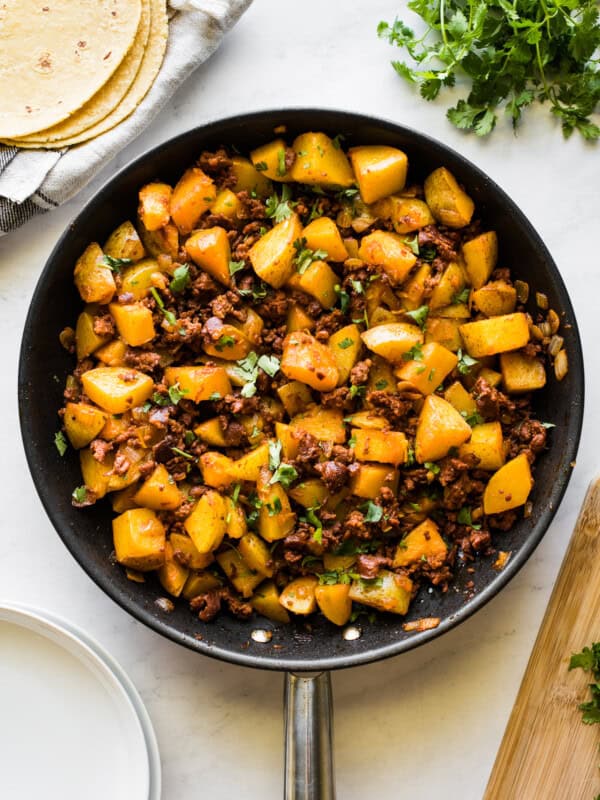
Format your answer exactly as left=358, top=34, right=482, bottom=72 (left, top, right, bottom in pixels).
left=452, top=287, right=470, bottom=305
left=402, top=342, right=424, bottom=362
left=269, top=463, right=298, bottom=489
left=457, top=506, right=481, bottom=530
left=338, top=337, right=354, bottom=349
left=267, top=497, right=283, bottom=516
left=424, top=461, right=441, bottom=474
left=268, top=440, right=282, bottom=471
left=457, top=348, right=479, bottom=375
left=569, top=642, right=600, bottom=727
left=215, top=334, right=236, bottom=351
left=150, top=287, right=177, bottom=326
left=172, top=447, right=194, bottom=461
left=265, top=184, right=296, bottom=223
left=102, top=255, right=132, bottom=272
left=350, top=278, right=364, bottom=294
left=460, top=409, right=484, bottom=427
left=349, top=384, right=366, bottom=399
left=54, top=431, right=68, bottom=456
left=208, top=392, right=222, bottom=401
left=334, top=284, right=350, bottom=314
left=170, top=264, right=191, bottom=293
left=360, top=500, right=383, bottom=523
left=403, top=234, right=420, bottom=255
left=167, top=383, right=189, bottom=405
left=254, top=161, right=268, bottom=171
left=331, top=134, right=345, bottom=149
left=405, top=304, right=429, bottom=329
left=374, top=379, right=388, bottom=390
left=277, top=148, right=287, bottom=177
left=229, top=260, right=246, bottom=276
left=72, top=485, right=87, bottom=503
left=257, top=354, right=280, bottom=377
left=293, top=237, right=328, bottom=274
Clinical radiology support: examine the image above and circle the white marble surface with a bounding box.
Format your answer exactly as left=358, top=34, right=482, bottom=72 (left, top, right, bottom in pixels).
left=1, top=1, right=598, bottom=798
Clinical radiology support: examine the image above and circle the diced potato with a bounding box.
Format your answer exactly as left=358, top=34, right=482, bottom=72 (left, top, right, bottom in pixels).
left=63, top=402, right=107, bottom=449
left=74, top=243, right=116, bottom=305
left=113, top=508, right=166, bottom=571
left=429, top=262, right=467, bottom=310
left=328, top=323, right=361, bottom=385
left=228, top=442, right=270, bottom=482
left=275, top=422, right=299, bottom=460
left=100, top=412, right=131, bottom=441
left=358, top=230, right=417, bottom=285
left=444, top=381, right=477, bottom=416
left=103, top=220, right=145, bottom=262
left=106, top=445, right=150, bottom=492
left=249, top=212, right=303, bottom=288
left=119, top=259, right=162, bottom=300
left=80, top=447, right=112, bottom=498
left=182, top=570, right=222, bottom=600
left=211, top=188, right=243, bottom=221
left=315, top=584, right=352, bottom=626
left=109, top=302, right=155, bottom=347
left=459, top=313, right=530, bottom=357
left=361, top=322, right=423, bottom=363
left=424, top=317, right=463, bottom=352
left=462, top=232, right=498, bottom=289
left=277, top=381, right=313, bottom=416
left=250, top=138, right=292, bottom=181
left=432, top=302, right=471, bottom=320
left=216, top=549, right=263, bottom=597
left=483, top=453, right=532, bottom=515
left=170, top=167, right=216, bottom=233
left=414, top=394, right=472, bottom=463
left=472, top=281, right=517, bottom=317
left=302, top=217, right=349, bottom=261
left=348, top=145, right=408, bottom=204
left=199, top=452, right=234, bottom=488
left=369, top=308, right=398, bottom=327
left=157, top=541, right=189, bottom=597
left=184, top=490, right=227, bottom=553
left=81, top=367, right=153, bottom=414
left=395, top=342, right=458, bottom=395
left=138, top=219, right=179, bottom=260
left=169, top=533, right=214, bottom=570
left=424, top=167, right=474, bottom=228
left=459, top=421, right=505, bottom=471
left=500, top=352, right=546, bottom=393
left=164, top=365, right=232, bottom=402
left=373, top=195, right=434, bottom=234
left=239, top=532, right=274, bottom=577
left=365, top=279, right=402, bottom=319
left=323, top=553, right=356, bottom=571
left=479, top=366, right=502, bottom=388
left=194, top=417, right=227, bottom=447
left=298, top=259, right=339, bottom=308
left=348, top=411, right=388, bottom=430
left=367, top=355, right=397, bottom=394
left=281, top=331, right=339, bottom=391
left=133, top=464, right=181, bottom=510
left=75, top=306, right=111, bottom=360
left=350, top=464, right=399, bottom=498
left=251, top=581, right=291, bottom=623
left=290, top=405, right=346, bottom=444
left=185, top=226, right=231, bottom=287
left=289, top=478, right=330, bottom=509
left=401, top=263, right=432, bottom=310
left=224, top=496, right=247, bottom=539
left=279, top=576, right=319, bottom=615
left=348, top=570, right=413, bottom=615
left=111, top=484, right=140, bottom=514
left=352, top=428, right=408, bottom=465
left=138, top=182, right=172, bottom=231
left=286, top=303, right=315, bottom=333
left=230, top=155, right=273, bottom=197
left=230, top=308, right=264, bottom=346
left=289, top=132, right=355, bottom=187
left=202, top=319, right=252, bottom=361
left=257, top=467, right=296, bottom=541
left=393, top=519, right=447, bottom=567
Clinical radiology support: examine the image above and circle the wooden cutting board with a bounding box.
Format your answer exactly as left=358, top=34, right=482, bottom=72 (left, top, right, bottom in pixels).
left=484, top=478, right=600, bottom=800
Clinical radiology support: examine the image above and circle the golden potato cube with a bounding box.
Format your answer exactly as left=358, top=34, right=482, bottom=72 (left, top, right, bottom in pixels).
left=249, top=212, right=303, bottom=288
left=212, top=188, right=243, bottom=221
left=459, top=313, right=530, bottom=357
left=169, top=533, right=215, bottom=570
left=185, top=226, right=231, bottom=287
left=275, top=422, right=300, bottom=460
left=109, top=302, right=155, bottom=347
left=348, top=411, right=388, bottom=430
left=350, top=464, right=399, bottom=498
left=289, top=478, right=330, bottom=509
left=113, top=508, right=166, bottom=571
left=238, top=532, right=274, bottom=577
left=367, top=356, right=397, bottom=394
left=251, top=581, right=291, bottom=623
left=182, top=570, right=222, bottom=601
left=81, top=367, right=153, bottom=414
left=478, top=367, right=502, bottom=388
left=230, top=155, right=273, bottom=197
left=298, top=259, right=339, bottom=309
left=279, top=576, right=319, bottom=615
left=352, top=428, right=408, bottom=465
left=483, top=453, right=532, bottom=515
left=462, top=231, right=498, bottom=289
left=250, top=137, right=292, bottom=181
left=106, top=445, right=150, bottom=492
left=231, top=308, right=264, bottom=346
left=373, top=196, right=434, bottom=234
left=289, top=132, right=355, bottom=187
left=361, top=322, right=423, bottom=363
left=328, top=323, right=362, bottom=385
left=393, top=519, right=447, bottom=567
left=424, top=167, right=474, bottom=228
left=257, top=467, right=296, bottom=541
left=323, top=553, right=356, bottom=571
left=138, top=182, right=172, bottom=231
left=133, top=464, right=181, bottom=510
left=315, top=584, right=352, bottom=626
left=224, top=496, right=247, bottom=539
left=75, top=306, right=111, bottom=360
left=395, top=342, right=458, bottom=395
left=138, top=218, right=179, bottom=259
left=444, top=380, right=478, bottom=416
left=64, top=402, right=108, bottom=449
left=164, top=365, right=232, bottom=402
left=202, top=321, right=252, bottom=361
left=100, top=412, right=131, bottom=441
left=358, top=230, right=417, bottom=285
left=119, top=258, right=162, bottom=301
left=281, top=330, right=339, bottom=391
left=302, top=217, right=349, bottom=261
left=111, top=484, right=140, bottom=514
left=103, top=220, right=145, bottom=262
left=286, top=303, right=316, bottom=333
left=500, top=352, right=546, bottom=393
left=170, top=167, right=216, bottom=234
left=415, top=394, right=472, bottom=463
left=348, top=145, right=408, bottom=204
left=290, top=406, right=346, bottom=444
left=80, top=447, right=112, bottom=498
left=216, top=550, right=263, bottom=597
left=74, top=243, right=116, bottom=305
left=472, top=281, right=517, bottom=317
left=348, top=570, right=413, bottom=615
left=277, top=380, right=313, bottom=416
left=199, top=452, right=234, bottom=489
left=228, top=442, right=270, bottom=482
left=401, top=263, right=432, bottom=310
left=424, top=317, right=463, bottom=352
left=184, top=490, right=227, bottom=554
left=459, top=422, right=505, bottom=471
left=157, top=541, right=189, bottom=598
left=429, top=261, right=467, bottom=310
left=194, top=417, right=227, bottom=447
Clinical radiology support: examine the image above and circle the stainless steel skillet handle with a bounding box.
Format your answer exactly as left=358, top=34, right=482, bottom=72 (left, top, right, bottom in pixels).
left=284, top=671, right=335, bottom=800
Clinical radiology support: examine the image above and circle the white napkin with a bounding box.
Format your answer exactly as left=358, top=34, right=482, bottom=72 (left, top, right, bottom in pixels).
left=0, top=0, right=252, bottom=235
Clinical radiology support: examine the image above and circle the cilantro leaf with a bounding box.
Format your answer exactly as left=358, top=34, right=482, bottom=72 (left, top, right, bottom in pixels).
left=293, top=237, right=328, bottom=274
left=457, top=506, right=481, bottom=530
left=54, top=430, right=68, bottom=456
left=338, top=337, right=354, bottom=349
left=457, top=348, right=478, bottom=375
left=102, top=255, right=132, bottom=272
left=405, top=305, right=429, bottom=329
left=72, top=485, right=88, bottom=503
left=229, top=260, right=246, bottom=277
left=269, top=463, right=298, bottom=489
left=452, top=287, right=470, bottom=305
left=257, top=354, right=280, bottom=377
left=268, top=439, right=282, bottom=471
left=265, top=185, right=296, bottom=223
left=360, top=500, right=383, bottom=523
left=167, top=383, right=189, bottom=405
left=170, top=264, right=191, bottom=293
left=402, top=342, right=424, bottom=362
left=150, top=287, right=177, bottom=327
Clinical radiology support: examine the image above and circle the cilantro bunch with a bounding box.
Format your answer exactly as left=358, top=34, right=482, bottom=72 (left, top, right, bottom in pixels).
left=378, top=0, right=600, bottom=141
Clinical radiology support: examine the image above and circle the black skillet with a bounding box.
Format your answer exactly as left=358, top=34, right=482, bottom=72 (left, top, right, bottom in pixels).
left=19, top=110, right=584, bottom=798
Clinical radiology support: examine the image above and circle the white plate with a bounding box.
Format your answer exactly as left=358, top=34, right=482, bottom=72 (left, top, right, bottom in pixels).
left=0, top=603, right=161, bottom=800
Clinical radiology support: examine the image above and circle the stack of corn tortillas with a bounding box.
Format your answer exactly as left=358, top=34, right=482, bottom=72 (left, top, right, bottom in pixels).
left=0, top=0, right=168, bottom=149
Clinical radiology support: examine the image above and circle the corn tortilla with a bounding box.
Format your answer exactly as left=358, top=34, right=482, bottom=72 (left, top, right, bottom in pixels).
left=12, top=0, right=151, bottom=144
left=0, top=0, right=142, bottom=138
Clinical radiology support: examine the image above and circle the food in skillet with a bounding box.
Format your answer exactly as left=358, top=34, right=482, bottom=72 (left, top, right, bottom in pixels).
left=57, top=131, right=568, bottom=628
